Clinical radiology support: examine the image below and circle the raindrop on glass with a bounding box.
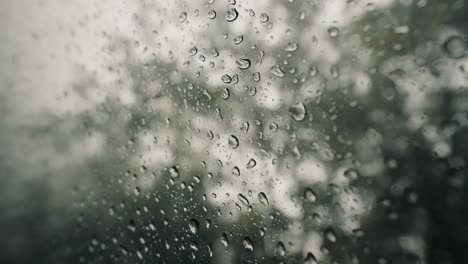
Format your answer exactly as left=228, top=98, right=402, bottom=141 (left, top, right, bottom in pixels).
left=243, top=237, right=254, bottom=251
left=289, top=102, right=307, bottom=121
left=189, top=219, right=199, bottom=235
left=285, top=42, right=299, bottom=52
left=226, top=8, right=239, bottom=22
left=258, top=192, right=269, bottom=206
left=208, top=10, right=217, bottom=19
left=237, top=193, right=250, bottom=206
left=270, top=65, right=285, bottom=78
left=443, top=35, right=466, bottom=59
left=304, top=187, right=317, bottom=203
left=236, top=58, right=251, bottom=70
left=221, top=87, right=230, bottom=100
left=240, top=121, right=250, bottom=134
left=179, top=12, right=187, bottom=22
left=228, top=135, right=239, bottom=149
left=169, top=166, right=179, bottom=178
left=328, top=26, right=340, bottom=38
left=275, top=241, right=286, bottom=256
left=260, top=13, right=269, bottom=23
left=233, top=35, right=244, bottom=45
left=246, top=158, right=257, bottom=169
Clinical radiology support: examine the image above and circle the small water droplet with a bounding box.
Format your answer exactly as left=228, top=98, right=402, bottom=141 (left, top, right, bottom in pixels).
left=269, top=122, right=278, bottom=132
left=240, top=122, right=249, bottom=134
left=308, top=65, right=319, bottom=77
left=221, top=233, right=229, bottom=247
left=260, top=13, right=269, bottom=23
left=236, top=58, right=251, bottom=70
left=289, top=102, right=307, bottom=121
left=233, top=35, right=244, bottom=45
left=237, top=193, right=250, bottom=206
left=208, top=10, right=217, bottom=19
left=189, top=46, right=198, bottom=56
left=169, top=166, right=179, bottom=178
left=228, top=135, right=239, bottom=149
left=247, top=86, right=257, bottom=96
left=443, top=36, right=466, bottom=58
left=304, top=187, right=316, bottom=203
left=226, top=8, right=239, bottom=22
left=325, top=228, right=337, bottom=242
left=285, top=42, right=299, bottom=52
left=189, top=219, right=199, bottom=235
left=232, top=166, right=240, bottom=177
left=328, top=26, right=340, bottom=37
left=253, top=72, right=261, bottom=82
left=246, top=158, right=257, bottom=169
left=221, top=88, right=230, bottom=99
left=344, top=168, right=358, bottom=180
left=258, top=192, right=269, bottom=206
left=212, top=48, right=219, bottom=57
left=275, top=241, right=286, bottom=256
left=243, top=237, right=254, bottom=251
left=179, top=12, right=187, bottom=22
left=304, top=252, right=318, bottom=264
left=270, top=65, right=285, bottom=78
left=222, top=74, right=232, bottom=83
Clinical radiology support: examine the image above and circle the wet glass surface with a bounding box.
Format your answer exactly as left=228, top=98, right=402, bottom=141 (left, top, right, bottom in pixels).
left=1, top=0, right=468, bottom=263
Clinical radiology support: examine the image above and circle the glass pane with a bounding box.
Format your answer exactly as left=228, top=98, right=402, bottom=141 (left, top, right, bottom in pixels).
left=1, top=0, right=468, bottom=263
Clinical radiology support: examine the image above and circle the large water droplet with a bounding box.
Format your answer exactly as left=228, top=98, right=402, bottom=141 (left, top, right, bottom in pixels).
left=226, top=8, right=239, bottom=22
left=270, top=65, right=285, bottom=78
left=236, top=58, right=251, bottom=70
left=246, top=158, right=257, bottom=169
left=189, top=46, right=198, bottom=56
left=189, top=219, right=199, bottom=235
left=258, top=192, right=269, bottom=206
left=243, top=237, right=254, bottom=251
left=304, top=187, right=317, bottom=203
left=275, top=241, right=286, bottom=256
left=228, top=135, right=239, bottom=149
left=443, top=36, right=466, bottom=58
left=289, top=102, right=307, bottom=121
left=233, top=35, right=244, bottom=45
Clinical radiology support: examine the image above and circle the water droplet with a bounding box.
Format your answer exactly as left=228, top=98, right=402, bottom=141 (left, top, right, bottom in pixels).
left=246, top=158, right=257, bottom=169
left=232, top=166, right=240, bottom=177
left=221, top=88, right=230, bottom=99
left=325, top=228, right=337, bottom=242
left=212, top=48, right=219, bottom=57
left=258, top=192, right=269, bottom=206
left=190, top=241, right=199, bottom=251
left=236, top=58, right=251, bottom=70
left=269, top=122, right=278, bottom=132
left=169, top=166, right=179, bottom=178
left=243, top=237, right=254, bottom=251
left=226, top=8, right=239, bottom=22
left=221, top=233, right=229, bottom=247
left=189, top=219, right=199, bottom=235
left=253, top=72, right=261, bottom=82
left=344, top=168, right=358, bottom=180
left=207, top=130, right=214, bottom=140
left=443, top=36, right=466, bottom=58
left=260, top=13, right=269, bottom=23
left=237, top=193, right=250, bottom=206
left=233, top=35, right=244, bottom=45
left=270, top=65, right=285, bottom=78
left=308, top=65, right=319, bottom=77
left=179, top=12, right=187, bottom=22
left=289, top=102, right=307, bottom=121
left=207, top=244, right=213, bottom=257
left=208, top=10, right=217, bottom=19
left=304, top=187, right=317, bottom=203
left=222, top=74, right=232, bottom=83
left=247, top=86, right=257, bottom=96
left=328, top=26, right=340, bottom=37
left=275, top=241, right=286, bottom=256
left=304, top=252, right=318, bottom=264
left=228, top=135, right=239, bottom=149
left=285, top=42, right=299, bottom=52
left=228, top=0, right=236, bottom=5
left=240, top=122, right=249, bottom=134
left=189, top=46, right=198, bottom=56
